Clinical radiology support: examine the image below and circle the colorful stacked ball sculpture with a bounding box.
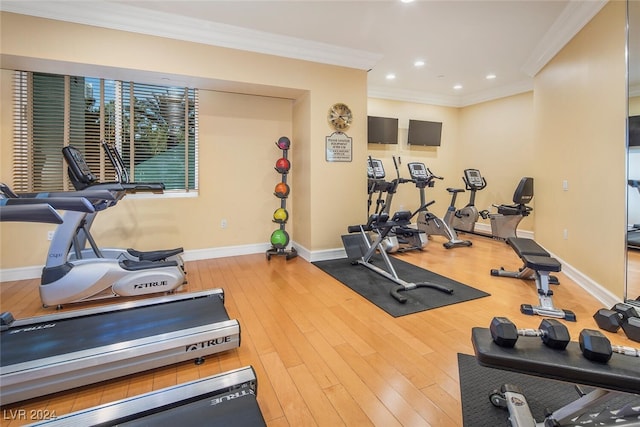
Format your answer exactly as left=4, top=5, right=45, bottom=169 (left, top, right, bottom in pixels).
left=266, top=137, right=297, bottom=260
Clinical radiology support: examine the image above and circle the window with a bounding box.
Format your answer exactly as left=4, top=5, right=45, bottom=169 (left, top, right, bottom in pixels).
left=12, top=71, right=198, bottom=193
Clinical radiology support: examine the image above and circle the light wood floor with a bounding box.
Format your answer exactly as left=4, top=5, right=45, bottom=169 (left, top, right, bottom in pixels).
left=1, top=234, right=637, bottom=426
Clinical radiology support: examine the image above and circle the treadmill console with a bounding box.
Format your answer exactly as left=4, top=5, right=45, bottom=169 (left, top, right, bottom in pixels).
left=463, top=169, right=486, bottom=189
left=367, top=158, right=385, bottom=179
left=407, top=162, right=429, bottom=181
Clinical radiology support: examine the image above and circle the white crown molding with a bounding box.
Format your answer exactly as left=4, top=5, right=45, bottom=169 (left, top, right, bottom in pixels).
left=367, top=85, right=462, bottom=108
left=369, top=78, right=533, bottom=108
left=521, top=0, right=608, bottom=77
left=0, top=1, right=382, bottom=71
left=0, top=1, right=608, bottom=108
left=458, top=79, right=534, bottom=107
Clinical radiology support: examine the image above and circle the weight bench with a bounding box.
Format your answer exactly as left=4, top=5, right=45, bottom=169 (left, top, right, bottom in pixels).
left=491, top=237, right=576, bottom=321
left=471, top=327, right=640, bottom=426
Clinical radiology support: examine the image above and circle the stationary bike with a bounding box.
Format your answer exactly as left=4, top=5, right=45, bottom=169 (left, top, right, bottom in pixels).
left=407, top=162, right=472, bottom=249
left=451, top=168, right=489, bottom=234
left=451, top=169, right=534, bottom=241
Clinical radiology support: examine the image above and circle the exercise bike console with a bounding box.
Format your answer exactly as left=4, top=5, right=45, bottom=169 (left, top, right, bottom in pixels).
left=407, top=162, right=434, bottom=184
left=367, top=158, right=385, bottom=180
left=462, top=169, right=486, bottom=190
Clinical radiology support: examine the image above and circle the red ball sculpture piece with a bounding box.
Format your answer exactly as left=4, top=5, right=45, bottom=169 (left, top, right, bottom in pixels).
left=275, top=157, right=290, bottom=173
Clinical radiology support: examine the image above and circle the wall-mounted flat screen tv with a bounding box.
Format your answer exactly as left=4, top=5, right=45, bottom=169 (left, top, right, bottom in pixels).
left=630, top=115, right=640, bottom=147
left=367, top=116, right=399, bottom=144
left=407, top=119, right=442, bottom=146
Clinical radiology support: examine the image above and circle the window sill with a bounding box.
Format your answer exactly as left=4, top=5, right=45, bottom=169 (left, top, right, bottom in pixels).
left=124, top=190, right=199, bottom=200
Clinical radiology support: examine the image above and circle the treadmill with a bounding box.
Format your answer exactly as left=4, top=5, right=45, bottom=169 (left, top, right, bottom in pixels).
left=26, top=366, right=266, bottom=426
left=0, top=203, right=241, bottom=405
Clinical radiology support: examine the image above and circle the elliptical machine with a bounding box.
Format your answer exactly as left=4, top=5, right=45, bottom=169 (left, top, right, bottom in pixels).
left=367, top=157, right=428, bottom=253
left=407, top=162, right=472, bottom=249
left=62, top=144, right=185, bottom=269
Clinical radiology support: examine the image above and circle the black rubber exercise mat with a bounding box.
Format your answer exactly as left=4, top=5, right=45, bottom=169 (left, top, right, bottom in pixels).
left=312, top=255, right=489, bottom=317
left=457, top=353, right=639, bottom=426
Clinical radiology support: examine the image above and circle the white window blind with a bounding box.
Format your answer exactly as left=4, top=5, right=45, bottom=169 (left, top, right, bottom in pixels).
left=12, top=71, right=198, bottom=193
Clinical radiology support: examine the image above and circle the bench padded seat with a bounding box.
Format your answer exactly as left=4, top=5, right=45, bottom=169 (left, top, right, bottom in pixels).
left=507, top=237, right=550, bottom=257
left=521, top=254, right=561, bottom=272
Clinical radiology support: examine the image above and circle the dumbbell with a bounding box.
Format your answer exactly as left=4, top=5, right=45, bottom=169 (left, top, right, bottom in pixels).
left=579, top=329, right=640, bottom=363
left=593, top=303, right=640, bottom=342
left=489, top=316, right=570, bottom=350
left=0, top=312, right=14, bottom=332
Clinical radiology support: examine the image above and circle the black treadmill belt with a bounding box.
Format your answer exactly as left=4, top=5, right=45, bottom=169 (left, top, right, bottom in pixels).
left=1, top=295, right=228, bottom=367
left=118, top=392, right=266, bottom=427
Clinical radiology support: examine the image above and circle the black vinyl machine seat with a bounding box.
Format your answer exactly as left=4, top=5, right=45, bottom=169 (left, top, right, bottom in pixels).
left=495, top=177, right=534, bottom=217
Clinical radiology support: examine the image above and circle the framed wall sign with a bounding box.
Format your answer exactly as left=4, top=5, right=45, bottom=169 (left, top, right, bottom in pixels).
left=325, top=132, right=352, bottom=162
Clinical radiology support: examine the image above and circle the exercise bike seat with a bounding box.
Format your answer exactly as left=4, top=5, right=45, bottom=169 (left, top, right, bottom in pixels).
left=127, top=247, right=185, bottom=262
left=391, top=210, right=412, bottom=225
left=120, top=258, right=179, bottom=271
left=496, top=203, right=532, bottom=216
left=495, top=177, right=534, bottom=216
left=446, top=188, right=465, bottom=194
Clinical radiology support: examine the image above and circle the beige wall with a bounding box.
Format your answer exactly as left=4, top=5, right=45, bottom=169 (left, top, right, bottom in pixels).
left=366, top=98, right=461, bottom=222
left=367, top=92, right=535, bottom=234
left=534, top=0, right=627, bottom=297
left=458, top=92, right=536, bottom=232
left=0, top=11, right=367, bottom=271
left=0, top=3, right=631, bottom=304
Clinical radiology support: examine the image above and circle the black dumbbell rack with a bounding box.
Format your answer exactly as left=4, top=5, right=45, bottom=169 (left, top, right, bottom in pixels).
left=266, top=137, right=297, bottom=261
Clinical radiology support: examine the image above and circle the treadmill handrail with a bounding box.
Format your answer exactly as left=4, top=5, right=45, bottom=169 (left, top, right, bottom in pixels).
left=21, top=367, right=260, bottom=427
left=0, top=204, right=63, bottom=224
left=1, top=197, right=95, bottom=214
left=101, top=141, right=165, bottom=193
left=7, top=289, right=224, bottom=327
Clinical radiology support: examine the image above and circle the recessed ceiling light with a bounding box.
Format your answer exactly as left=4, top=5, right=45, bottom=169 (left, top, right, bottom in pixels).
left=414, top=60, right=425, bottom=67
left=453, top=84, right=463, bottom=90
left=401, top=0, right=415, bottom=3
left=486, top=74, right=497, bottom=80
left=386, top=73, right=396, bottom=80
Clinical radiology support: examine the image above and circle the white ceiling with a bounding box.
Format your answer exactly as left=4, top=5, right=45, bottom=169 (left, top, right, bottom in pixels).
left=1, top=0, right=611, bottom=107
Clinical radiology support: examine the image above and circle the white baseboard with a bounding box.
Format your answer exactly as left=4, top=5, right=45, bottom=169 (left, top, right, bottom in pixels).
left=545, top=250, right=620, bottom=308
left=0, top=266, right=43, bottom=282
left=182, top=243, right=272, bottom=262
left=0, top=242, right=274, bottom=282
left=0, top=235, right=625, bottom=309
left=473, top=222, right=535, bottom=240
